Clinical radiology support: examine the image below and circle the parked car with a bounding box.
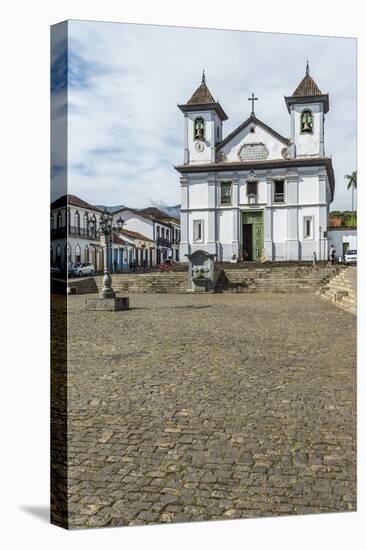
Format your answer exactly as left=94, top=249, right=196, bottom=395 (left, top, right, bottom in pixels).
left=50, top=264, right=61, bottom=275
left=71, top=262, right=95, bottom=277
left=344, top=249, right=357, bottom=264
left=160, top=259, right=175, bottom=271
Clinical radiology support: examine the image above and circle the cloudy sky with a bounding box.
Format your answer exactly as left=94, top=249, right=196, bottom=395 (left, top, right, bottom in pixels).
left=51, top=20, right=356, bottom=211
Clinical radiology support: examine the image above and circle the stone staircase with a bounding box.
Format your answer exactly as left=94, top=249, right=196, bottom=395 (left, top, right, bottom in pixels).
left=67, top=265, right=346, bottom=296
left=318, top=266, right=357, bottom=314
left=93, top=272, right=188, bottom=294
left=216, top=265, right=342, bottom=293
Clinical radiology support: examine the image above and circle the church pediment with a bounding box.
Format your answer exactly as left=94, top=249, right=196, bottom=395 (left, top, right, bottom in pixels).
left=216, top=115, right=289, bottom=163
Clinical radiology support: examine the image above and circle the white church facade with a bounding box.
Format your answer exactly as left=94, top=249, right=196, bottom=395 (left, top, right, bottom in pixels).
left=176, top=64, right=335, bottom=262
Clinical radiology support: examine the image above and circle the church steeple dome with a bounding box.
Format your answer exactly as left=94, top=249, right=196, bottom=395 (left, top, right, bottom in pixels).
left=292, top=61, right=322, bottom=97
left=187, top=70, right=217, bottom=105
left=179, top=71, right=228, bottom=120
left=285, top=62, right=329, bottom=114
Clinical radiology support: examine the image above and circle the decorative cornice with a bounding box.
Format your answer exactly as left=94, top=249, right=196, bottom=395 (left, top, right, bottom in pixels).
left=284, top=94, right=329, bottom=113
left=175, top=156, right=335, bottom=200
left=178, top=101, right=228, bottom=121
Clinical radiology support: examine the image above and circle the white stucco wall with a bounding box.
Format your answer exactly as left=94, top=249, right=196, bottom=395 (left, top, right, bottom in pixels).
left=113, top=211, right=153, bottom=240
left=292, top=103, right=324, bottom=157
left=187, top=110, right=217, bottom=164
left=328, top=229, right=357, bottom=256
left=272, top=209, right=287, bottom=242
left=218, top=210, right=233, bottom=243
left=189, top=181, right=208, bottom=209
left=298, top=174, right=319, bottom=204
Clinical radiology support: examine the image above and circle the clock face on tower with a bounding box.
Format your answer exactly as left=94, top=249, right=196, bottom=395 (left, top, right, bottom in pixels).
left=195, top=141, right=204, bottom=153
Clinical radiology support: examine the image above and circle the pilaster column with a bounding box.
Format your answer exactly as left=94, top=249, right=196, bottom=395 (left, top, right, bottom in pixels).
left=285, top=172, right=299, bottom=260
left=264, top=172, right=273, bottom=260
left=180, top=177, right=189, bottom=260
left=232, top=174, right=239, bottom=257
left=211, top=112, right=216, bottom=163
left=184, top=114, right=189, bottom=164
left=207, top=175, right=217, bottom=257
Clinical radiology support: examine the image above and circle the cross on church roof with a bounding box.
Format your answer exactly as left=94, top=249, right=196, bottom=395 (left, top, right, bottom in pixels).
left=248, top=92, right=258, bottom=116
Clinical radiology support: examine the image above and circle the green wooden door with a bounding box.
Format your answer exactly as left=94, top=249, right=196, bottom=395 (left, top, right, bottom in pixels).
left=242, top=211, right=264, bottom=261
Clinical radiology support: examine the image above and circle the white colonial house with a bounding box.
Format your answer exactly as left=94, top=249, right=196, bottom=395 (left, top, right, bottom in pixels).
left=176, top=65, right=335, bottom=262
left=112, top=207, right=181, bottom=265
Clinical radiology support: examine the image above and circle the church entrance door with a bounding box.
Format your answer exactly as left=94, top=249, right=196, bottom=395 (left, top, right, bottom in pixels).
left=241, top=211, right=264, bottom=261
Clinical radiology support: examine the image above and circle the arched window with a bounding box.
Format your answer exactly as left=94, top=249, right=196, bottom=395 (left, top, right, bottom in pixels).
left=75, top=244, right=81, bottom=263
left=91, top=214, right=97, bottom=237
left=84, top=245, right=89, bottom=262
left=301, top=109, right=313, bottom=134
left=56, top=244, right=61, bottom=267
left=74, top=211, right=80, bottom=235
left=194, top=117, right=205, bottom=141
left=66, top=243, right=71, bottom=262
left=67, top=208, right=71, bottom=230
left=50, top=214, right=54, bottom=230
left=56, top=210, right=62, bottom=229
left=83, top=212, right=89, bottom=232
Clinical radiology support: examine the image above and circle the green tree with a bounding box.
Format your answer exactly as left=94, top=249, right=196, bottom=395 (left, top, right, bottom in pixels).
left=345, top=171, right=357, bottom=212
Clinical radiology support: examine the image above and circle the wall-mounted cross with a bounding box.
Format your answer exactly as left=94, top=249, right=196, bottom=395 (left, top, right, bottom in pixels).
left=248, top=92, right=258, bottom=116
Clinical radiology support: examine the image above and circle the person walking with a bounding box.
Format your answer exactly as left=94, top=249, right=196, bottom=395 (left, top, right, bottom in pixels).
left=330, top=245, right=336, bottom=265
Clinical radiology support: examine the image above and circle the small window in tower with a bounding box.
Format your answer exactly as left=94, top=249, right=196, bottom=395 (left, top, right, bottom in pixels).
left=250, top=126, right=255, bottom=133
left=304, top=216, right=313, bottom=239
left=193, top=220, right=204, bottom=242
left=216, top=126, right=219, bottom=139
left=194, top=117, right=205, bottom=141
left=301, top=109, right=313, bottom=134
left=220, top=181, right=232, bottom=205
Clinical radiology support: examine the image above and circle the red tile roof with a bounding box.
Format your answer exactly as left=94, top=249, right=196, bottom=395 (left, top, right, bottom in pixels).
left=51, top=194, right=104, bottom=213
left=121, top=228, right=154, bottom=242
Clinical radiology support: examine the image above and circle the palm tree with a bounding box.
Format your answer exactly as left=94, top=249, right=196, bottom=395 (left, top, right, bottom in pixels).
left=345, top=171, right=357, bottom=213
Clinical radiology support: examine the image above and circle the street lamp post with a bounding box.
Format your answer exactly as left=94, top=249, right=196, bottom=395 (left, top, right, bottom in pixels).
left=319, top=225, right=322, bottom=262
left=85, top=210, right=129, bottom=311
left=116, top=216, right=125, bottom=270
left=99, top=209, right=115, bottom=299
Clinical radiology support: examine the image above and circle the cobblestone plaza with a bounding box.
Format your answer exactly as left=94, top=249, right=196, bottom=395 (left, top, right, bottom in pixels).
left=66, top=292, right=356, bottom=528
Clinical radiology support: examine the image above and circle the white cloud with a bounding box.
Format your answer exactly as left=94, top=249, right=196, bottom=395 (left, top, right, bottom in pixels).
left=65, top=21, right=356, bottom=210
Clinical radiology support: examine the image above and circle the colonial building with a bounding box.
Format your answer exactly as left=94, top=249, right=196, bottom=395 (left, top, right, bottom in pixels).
left=51, top=194, right=138, bottom=272
left=51, top=194, right=104, bottom=271
left=176, top=65, right=335, bottom=262
left=112, top=207, right=181, bottom=264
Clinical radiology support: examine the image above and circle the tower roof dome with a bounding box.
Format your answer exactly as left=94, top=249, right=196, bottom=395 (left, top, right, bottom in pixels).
left=178, top=70, right=228, bottom=120
left=187, top=70, right=216, bottom=104
left=292, top=61, right=322, bottom=96
left=284, top=62, right=329, bottom=113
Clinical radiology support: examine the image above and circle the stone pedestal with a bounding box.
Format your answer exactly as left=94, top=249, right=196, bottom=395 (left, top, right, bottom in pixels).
left=85, top=296, right=130, bottom=311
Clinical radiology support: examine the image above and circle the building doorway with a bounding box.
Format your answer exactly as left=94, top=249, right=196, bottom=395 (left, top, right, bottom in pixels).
left=242, top=224, right=252, bottom=260
left=241, top=211, right=264, bottom=261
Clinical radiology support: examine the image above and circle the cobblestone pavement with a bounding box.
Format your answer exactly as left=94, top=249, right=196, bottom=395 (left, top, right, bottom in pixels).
left=67, top=293, right=356, bottom=528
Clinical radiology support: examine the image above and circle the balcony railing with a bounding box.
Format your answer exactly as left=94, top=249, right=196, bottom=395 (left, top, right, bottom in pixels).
left=51, top=225, right=99, bottom=241
left=273, top=193, right=285, bottom=203
left=156, top=237, right=172, bottom=248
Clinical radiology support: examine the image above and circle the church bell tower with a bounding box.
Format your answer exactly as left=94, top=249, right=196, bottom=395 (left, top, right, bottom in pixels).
left=178, top=71, right=228, bottom=164
left=285, top=62, right=329, bottom=158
